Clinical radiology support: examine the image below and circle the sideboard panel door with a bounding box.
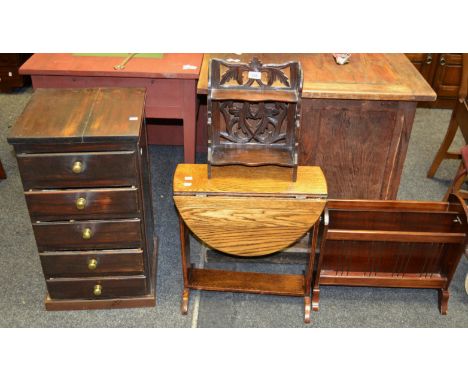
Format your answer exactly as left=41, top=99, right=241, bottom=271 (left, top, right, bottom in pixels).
left=300, top=99, right=416, bottom=199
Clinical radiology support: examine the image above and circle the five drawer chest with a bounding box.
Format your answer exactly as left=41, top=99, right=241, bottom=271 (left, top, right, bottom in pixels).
left=8, top=88, right=157, bottom=310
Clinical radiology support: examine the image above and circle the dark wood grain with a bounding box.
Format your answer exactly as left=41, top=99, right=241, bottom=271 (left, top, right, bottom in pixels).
left=46, top=275, right=147, bottom=299
left=8, top=88, right=96, bottom=143
left=0, top=54, right=32, bottom=92
left=45, top=294, right=155, bottom=311
left=9, top=87, right=157, bottom=311
left=299, top=99, right=417, bottom=199
left=328, top=209, right=465, bottom=233
left=314, top=194, right=468, bottom=315
left=8, top=88, right=144, bottom=144
left=17, top=151, right=137, bottom=190
left=319, top=271, right=447, bottom=288
left=427, top=54, right=468, bottom=178
left=84, top=88, right=145, bottom=141
left=44, top=238, right=157, bottom=310
left=432, top=54, right=463, bottom=99
left=188, top=268, right=305, bottom=296
left=44, top=294, right=155, bottom=310
left=199, top=54, right=436, bottom=101
left=40, top=249, right=144, bottom=277
left=405, top=54, right=437, bottom=83
left=33, top=219, right=142, bottom=252
left=207, top=58, right=302, bottom=180
left=406, top=53, right=463, bottom=109
left=198, top=54, right=431, bottom=199
left=25, top=187, right=140, bottom=221
left=137, top=121, right=157, bottom=291
left=11, top=141, right=136, bottom=154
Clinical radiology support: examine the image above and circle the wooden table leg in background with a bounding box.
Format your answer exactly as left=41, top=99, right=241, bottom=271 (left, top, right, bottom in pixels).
left=183, top=80, right=197, bottom=163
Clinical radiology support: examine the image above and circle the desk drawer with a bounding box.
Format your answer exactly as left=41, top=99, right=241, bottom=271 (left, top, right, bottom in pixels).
left=40, top=249, right=144, bottom=277
left=46, top=275, right=147, bottom=299
left=26, top=187, right=140, bottom=221
left=33, top=219, right=142, bottom=251
left=17, top=151, right=137, bottom=190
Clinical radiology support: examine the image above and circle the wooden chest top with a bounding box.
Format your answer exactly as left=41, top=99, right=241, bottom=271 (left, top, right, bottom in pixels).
left=173, top=164, right=327, bottom=198
left=8, top=88, right=146, bottom=144
left=197, top=53, right=436, bottom=102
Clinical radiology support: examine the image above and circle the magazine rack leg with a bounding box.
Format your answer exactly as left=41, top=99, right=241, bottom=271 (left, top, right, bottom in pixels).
left=438, top=289, right=449, bottom=315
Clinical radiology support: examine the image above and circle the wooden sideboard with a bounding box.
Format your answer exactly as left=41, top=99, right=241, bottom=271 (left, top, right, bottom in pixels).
left=406, top=53, right=463, bottom=109
left=198, top=54, right=436, bottom=199
left=7, top=88, right=157, bottom=310
left=0, top=53, right=32, bottom=92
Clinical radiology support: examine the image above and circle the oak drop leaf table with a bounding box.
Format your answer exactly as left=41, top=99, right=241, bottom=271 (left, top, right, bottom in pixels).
left=173, top=165, right=327, bottom=323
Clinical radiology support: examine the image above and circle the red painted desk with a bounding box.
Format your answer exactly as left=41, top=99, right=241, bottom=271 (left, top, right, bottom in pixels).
left=19, top=53, right=203, bottom=163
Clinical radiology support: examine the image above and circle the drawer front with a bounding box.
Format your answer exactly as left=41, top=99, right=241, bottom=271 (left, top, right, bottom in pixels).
left=26, top=187, right=140, bottom=221
left=17, top=151, right=137, bottom=190
left=46, top=275, right=147, bottom=299
left=33, top=219, right=142, bottom=251
left=40, top=249, right=144, bottom=277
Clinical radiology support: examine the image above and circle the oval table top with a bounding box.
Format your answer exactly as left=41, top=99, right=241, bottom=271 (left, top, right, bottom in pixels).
left=173, top=164, right=327, bottom=256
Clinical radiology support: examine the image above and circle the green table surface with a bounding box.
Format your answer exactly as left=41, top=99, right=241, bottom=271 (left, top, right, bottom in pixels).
left=73, top=53, right=164, bottom=59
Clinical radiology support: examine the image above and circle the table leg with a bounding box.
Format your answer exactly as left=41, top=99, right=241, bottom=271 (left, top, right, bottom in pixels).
left=312, top=209, right=329, bottom=312
left=181, top=288, right=190, bottom=315
left=438, top=288, right=449, bottom=315
left=304, top=296, right=311, bottom=324
left=179, top=215, right=192, bottom=314
left=304, top=222, right=319, bottom=323
left=183, top=80, right=197, bottom=163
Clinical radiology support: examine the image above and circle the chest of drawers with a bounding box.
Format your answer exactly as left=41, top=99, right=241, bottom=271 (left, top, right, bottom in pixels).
left=8, top=88, right=157, bottom=310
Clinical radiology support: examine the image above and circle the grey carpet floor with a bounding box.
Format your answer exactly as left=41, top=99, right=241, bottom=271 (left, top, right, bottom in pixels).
left=0, top=87, right=467, bottom=327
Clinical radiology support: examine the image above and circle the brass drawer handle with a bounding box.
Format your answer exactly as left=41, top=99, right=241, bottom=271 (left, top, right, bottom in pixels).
left=75, top=197, right=87, bottom=210
left=425, top=54, right=432, bottom=65
left=87, top=258, right=98, bottom=270
left=82, top=227, right=92, bottom=240
left=93, top=284, right=102, bottom=296
left=72, top=161, right=84, bottom=174
left=440, top=55, right=446, bottom=66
